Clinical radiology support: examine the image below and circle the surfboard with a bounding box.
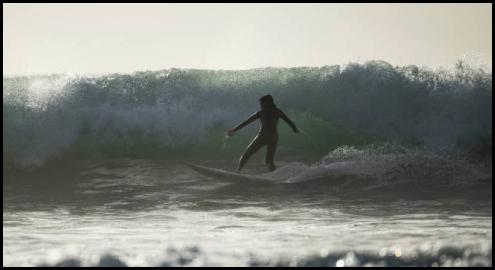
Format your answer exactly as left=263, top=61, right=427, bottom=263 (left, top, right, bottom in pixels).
left=185, top=162, right=272, bottom=183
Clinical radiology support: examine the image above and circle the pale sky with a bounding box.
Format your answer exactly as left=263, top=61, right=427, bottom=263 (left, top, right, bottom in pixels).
left=3, top=3, right=492, bottom=76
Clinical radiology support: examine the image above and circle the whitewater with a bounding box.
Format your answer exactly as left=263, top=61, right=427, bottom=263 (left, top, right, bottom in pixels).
left=3, top=61, right=492, bottom=266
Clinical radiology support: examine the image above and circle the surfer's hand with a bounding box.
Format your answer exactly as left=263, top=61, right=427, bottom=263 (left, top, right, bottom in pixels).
left=226, top=129, right=235, bottom=137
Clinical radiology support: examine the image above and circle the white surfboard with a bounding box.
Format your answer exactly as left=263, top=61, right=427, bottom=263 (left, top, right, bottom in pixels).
left=185, top=163, right=272, bottom=183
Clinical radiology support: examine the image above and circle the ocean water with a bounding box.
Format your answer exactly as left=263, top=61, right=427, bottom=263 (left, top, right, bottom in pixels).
left=3, top=61, right=492, bottom=266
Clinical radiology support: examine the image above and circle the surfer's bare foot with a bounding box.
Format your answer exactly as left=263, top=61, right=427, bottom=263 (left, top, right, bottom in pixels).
left=268, top=164, right=276, bottom=171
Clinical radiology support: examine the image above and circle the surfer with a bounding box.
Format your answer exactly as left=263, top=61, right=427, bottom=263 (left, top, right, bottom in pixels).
left=226, top=94, right=299, bottom=172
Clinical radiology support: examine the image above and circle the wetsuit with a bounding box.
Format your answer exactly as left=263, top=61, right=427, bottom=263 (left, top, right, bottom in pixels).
left=233, top=107, right=298, bottom=171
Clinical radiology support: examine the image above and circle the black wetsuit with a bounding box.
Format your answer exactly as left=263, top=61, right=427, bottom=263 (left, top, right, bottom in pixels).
left=233, top=107, right=298, bottom=171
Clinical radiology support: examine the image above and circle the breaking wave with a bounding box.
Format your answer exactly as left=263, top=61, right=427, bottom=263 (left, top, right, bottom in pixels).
left=3, top=60, right=492, bottom=169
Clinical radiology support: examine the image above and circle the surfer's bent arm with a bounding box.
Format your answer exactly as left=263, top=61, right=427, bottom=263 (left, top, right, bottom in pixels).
left=233, top=111, right=260, bottom=132
left=278, top=109, right=299, bottom=133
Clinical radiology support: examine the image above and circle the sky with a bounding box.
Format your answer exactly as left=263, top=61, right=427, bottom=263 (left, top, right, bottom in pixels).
left=3, top=3, right=492, bottom=75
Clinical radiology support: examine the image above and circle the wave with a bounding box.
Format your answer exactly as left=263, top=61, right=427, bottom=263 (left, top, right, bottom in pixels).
left=3, top=60, right=492, bottom=169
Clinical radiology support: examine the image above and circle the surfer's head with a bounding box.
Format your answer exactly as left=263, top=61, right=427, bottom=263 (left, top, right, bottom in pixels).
left=259, top=94, right=276, bottom=109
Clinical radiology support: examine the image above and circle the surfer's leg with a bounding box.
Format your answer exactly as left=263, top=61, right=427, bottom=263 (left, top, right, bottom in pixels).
left=237, top=136, right=264, bottom=172
left=265, top=137, right=278, bottom=171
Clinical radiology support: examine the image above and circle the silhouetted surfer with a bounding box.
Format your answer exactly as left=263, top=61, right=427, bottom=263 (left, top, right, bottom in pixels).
left=226, top=95, right=299, bottom=172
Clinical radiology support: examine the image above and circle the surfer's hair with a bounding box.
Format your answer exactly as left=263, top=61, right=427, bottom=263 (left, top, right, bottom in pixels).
left=259, top=95, right=276, bottom=108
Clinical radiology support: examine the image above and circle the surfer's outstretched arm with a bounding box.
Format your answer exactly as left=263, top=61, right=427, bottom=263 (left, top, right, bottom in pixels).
left=278, top=109, right=299, bottom=133
left=227, top=111, right=260, bottom=136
